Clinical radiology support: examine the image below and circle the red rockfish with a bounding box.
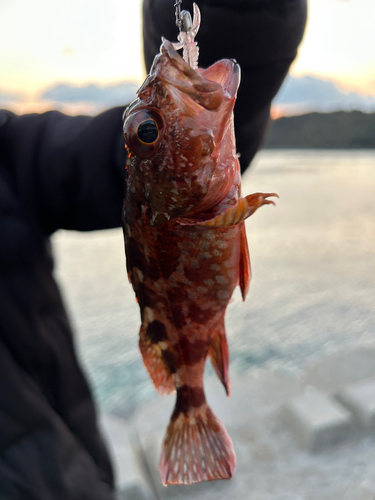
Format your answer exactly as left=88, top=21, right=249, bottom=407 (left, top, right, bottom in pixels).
left=122, top=39, right=276, bottom=485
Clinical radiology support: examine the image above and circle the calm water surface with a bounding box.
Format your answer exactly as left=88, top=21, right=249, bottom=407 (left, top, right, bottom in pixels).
left=51, top=150, right=375, bottom=416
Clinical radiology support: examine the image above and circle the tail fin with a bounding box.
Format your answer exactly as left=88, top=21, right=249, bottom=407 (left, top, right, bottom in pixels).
left=159, top=403, right=236, bottom=485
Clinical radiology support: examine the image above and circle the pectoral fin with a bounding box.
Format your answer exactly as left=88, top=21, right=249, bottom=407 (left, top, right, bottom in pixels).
left=176, top=192, right=278, bottom=228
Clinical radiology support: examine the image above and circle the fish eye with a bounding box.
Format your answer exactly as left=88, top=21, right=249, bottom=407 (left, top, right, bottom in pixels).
left=123, top=107, right=165, bottom=158
left=136, top=119, right=159, bottom=145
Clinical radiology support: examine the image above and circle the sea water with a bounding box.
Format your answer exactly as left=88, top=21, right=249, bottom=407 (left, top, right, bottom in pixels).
left=51, top=150, right=375, bottom=417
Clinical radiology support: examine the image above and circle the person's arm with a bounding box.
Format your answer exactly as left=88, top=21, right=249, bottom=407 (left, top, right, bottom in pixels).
left=0, top=107, right=126, bottom=235
left=143, top=0, right=307, bottom=171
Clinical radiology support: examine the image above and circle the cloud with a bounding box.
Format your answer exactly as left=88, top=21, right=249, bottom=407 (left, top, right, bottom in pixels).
left=273, top=75, right=375, bottom=114
left=0, top=89, right=21, bottom=105
left=41, top=82, right=139, bottom=109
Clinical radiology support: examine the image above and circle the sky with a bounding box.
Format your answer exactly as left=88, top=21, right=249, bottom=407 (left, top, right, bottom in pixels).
left=292, top=0, right=375, bottom=94
left=0, top=0, right=374, bottom=114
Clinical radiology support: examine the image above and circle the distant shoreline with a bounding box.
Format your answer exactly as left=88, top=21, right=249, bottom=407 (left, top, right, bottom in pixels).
left=264, top=110, right=375, bottom=149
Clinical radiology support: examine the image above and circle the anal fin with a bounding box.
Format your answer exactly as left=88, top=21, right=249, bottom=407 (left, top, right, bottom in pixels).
left=239, top=221, right=251, bottom=301
left=209, top=327, right=231, bottom=396
left=139, top=325, right=175, bottom=395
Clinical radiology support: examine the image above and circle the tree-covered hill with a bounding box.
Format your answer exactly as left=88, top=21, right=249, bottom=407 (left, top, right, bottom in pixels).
left=264, top=111, right=375, bottom=149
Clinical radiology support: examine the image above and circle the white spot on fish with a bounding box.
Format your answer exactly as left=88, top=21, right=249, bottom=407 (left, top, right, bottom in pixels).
left=144, top=307, right=154, bottom=323
left=130, top=186, right=136, bottom=194
left=163, top=212, right=171, bottom=220
left=159, top=341, right=168, bottom=350
left=217, top=240, right=229, bottom=249
left=198, top=252, right=212, bottom=260
left=171, top=197, right=177, bottom=202
left=151, top=211, right=159, bottom=225
left=203, top=232, right=215, bottom=240
left=176, top=263, right=184, bottom=275
left=191, top=260, right=199, bottom=269
left=215, top=275, right=228, bottom=285
left=174, top=373, right=182, bottom=388
left=134, top=267, right=144, bottom=282
left=197, top=286, right=208, bottom=294
left=213, top=249, right=222, bottom=257
left=187, top=290, right=198, bottom=300
left=210, top=264, right=220, bottom=271
left=204, top=279, right=214, bottom=286
left=217, top=290, right=230, bottom=300
left=199, top=240, right=210, bottom=250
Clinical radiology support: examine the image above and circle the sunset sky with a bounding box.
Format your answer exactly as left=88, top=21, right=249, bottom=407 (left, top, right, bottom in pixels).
left=0, top=0, right=374, bottom=113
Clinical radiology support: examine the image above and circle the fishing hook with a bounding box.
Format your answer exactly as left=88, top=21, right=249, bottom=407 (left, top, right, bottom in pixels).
left=172, top=2, right=201, bottom=69
left=174, top=0, right=183, bottom=31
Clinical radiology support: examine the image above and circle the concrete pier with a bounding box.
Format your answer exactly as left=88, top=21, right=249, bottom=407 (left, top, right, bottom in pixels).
left=101, top=349, right=375, bottom=500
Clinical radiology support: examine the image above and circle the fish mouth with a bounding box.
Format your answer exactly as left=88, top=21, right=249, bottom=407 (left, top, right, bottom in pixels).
left=199, top=58, right=241, bottom=102
left=144, top=40, right=240, bottom=112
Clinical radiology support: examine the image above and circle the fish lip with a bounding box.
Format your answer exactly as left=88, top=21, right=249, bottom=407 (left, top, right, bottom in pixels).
left=157, top=40, right=240, bottom=108
left=201, top=59, right=241, bottom=100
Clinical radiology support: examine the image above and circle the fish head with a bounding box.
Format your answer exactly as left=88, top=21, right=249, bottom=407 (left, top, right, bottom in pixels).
left=123, top=40, right=241, bottom=225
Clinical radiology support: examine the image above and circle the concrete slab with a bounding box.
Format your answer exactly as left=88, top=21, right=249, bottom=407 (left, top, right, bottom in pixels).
left=99, top=414, right=155, bottom=500
left=137, top=414, right=375, bottom=500
left=335, top=379, right=375, bottom=431
left=303, top=349, right=375, bottom=394
left=282, top=388, right=353, bottom=452
left=125, top=350, right=375, bottom=499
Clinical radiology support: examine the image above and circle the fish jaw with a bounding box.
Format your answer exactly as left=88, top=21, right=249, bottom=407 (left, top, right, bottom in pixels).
left=123, top=40, right=241, bottom=226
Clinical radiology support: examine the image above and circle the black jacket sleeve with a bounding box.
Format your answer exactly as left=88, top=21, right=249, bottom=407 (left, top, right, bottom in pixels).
left=0, top=107, right=126, bottom=235
left=143, top=0, right=307, bottom=171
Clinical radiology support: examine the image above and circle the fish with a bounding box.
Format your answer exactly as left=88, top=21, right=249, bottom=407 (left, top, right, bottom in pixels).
left=122, top=38, right=277, bottom=485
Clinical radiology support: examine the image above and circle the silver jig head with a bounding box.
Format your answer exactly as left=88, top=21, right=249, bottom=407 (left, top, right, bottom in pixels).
left=172, top=2, right=201, bottom=69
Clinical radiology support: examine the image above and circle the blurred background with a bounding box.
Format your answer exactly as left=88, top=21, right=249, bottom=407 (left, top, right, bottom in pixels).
left=1, top=0, right=375, bottom=417
left=0, top=0, right=375, bottom=500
